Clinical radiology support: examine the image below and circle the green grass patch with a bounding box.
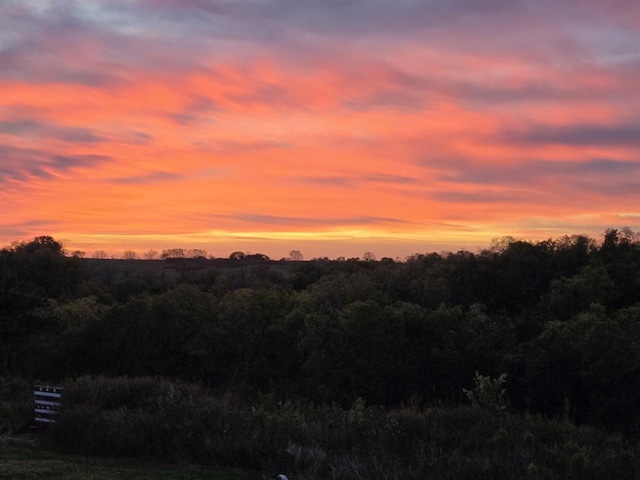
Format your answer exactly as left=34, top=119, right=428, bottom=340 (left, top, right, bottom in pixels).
left=0, top=436, right=257, bottom=480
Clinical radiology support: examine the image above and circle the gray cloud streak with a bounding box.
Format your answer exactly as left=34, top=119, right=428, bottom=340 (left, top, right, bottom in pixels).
left=501, top=123, right=640, bottom=147
left=423, top=156, right=640, bottom=200
left=0, top=120, right=106, bottom=143
left=196, top=211, right=413, bottom=227
left=0, top=144, right=111, bottom=182
left=110, top=171, right=183, bottom=184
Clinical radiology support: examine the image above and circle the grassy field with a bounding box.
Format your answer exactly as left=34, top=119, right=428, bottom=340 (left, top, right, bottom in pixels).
left=0, top=436, right=260, bottom=480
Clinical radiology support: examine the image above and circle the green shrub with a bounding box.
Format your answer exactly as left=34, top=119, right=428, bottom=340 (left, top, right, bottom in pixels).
left=463, top=371, right=509, bottom=412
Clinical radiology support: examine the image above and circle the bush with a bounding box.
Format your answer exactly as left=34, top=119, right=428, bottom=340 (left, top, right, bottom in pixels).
left=463, top=371, right=509, bottom=412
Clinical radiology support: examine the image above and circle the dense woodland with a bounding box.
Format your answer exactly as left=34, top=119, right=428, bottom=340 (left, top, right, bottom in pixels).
left=2, top=231, right=640, bottom=478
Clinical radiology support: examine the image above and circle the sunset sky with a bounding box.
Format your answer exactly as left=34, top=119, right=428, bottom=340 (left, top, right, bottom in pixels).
left=2, top=0, right=640, bottom=259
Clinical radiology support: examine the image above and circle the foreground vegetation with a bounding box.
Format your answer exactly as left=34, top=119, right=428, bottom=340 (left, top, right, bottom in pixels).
left=2, top=230, right=640, bottom=478
left=3, top=376, right=640, bottom=480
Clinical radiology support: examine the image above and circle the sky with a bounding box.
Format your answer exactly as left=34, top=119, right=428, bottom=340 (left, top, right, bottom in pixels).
left=1, top=0, right=640, bottom=259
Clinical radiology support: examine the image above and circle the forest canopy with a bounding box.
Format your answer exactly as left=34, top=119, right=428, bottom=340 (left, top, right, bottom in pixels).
left=2, top=230, right=640, bottom=435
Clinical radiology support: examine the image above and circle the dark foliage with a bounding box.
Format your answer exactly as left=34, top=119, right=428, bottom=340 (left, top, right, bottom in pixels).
left=41, top=376, right=640, bottom=480
left=2, top=231, right=640, bottom=437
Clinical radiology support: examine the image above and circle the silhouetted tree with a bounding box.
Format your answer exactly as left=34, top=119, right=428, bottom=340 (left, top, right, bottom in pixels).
left=362, top=251, right=376, bottom=261
left=289, top=250, right=304, bottom=261
left=161, top=248, right=186, bottom=259
left=123, top=250, right=138, bottom=260
left=143, top=249, right=158, bottom=260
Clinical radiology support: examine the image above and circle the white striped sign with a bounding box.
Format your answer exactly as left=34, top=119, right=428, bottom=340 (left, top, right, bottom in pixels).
left=34, top=385, right=63, bottom=424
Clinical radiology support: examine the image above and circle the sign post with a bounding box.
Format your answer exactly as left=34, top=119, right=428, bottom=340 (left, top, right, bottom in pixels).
left=34, top=385, right=63, bottom=425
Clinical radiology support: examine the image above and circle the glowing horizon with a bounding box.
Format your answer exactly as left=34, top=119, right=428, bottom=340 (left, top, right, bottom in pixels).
left=2, top=1, right=640, bottom=259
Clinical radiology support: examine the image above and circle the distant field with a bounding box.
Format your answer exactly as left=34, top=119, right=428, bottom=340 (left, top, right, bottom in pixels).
left=0, top=437, right=258, bottom=480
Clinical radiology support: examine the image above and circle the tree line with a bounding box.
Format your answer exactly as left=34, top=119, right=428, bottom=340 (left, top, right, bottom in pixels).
left=88, top=248, right=309, bottom=261
left=2, top=230, right=640, bottom=435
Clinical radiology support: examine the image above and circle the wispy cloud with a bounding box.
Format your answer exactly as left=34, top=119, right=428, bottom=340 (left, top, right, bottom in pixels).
left=500, top=123, right=640, bottom=147
left=0, top=119, right=106, bottom=143
left=431, top=157, right=640, bottom=186
left=0, top=144, right=111, bottom=182
left=216, top=213, right=412, bottom=227
left=110, top=171, right=183, bottom=185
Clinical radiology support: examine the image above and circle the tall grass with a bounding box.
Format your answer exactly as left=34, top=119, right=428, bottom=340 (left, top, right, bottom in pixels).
left=43, top=376, right=639, bottom=480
